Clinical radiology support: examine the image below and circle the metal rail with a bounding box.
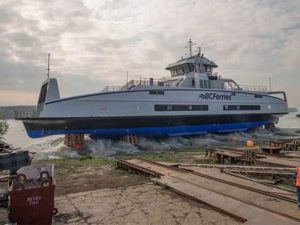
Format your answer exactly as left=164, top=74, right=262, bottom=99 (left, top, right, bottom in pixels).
left=221, top=169, right=296, bottom=193
left=217, top=147, right=299, bottom=167
left=134, top=158, right=296, bottom=202
left=118, top=158, right=300, bottom=222
left=172, top=163, right=296, bottom=172
left=116, top=159, right=163, bottom=177
left=183, top=168, right=296, bottom=203
left=132, top=157, right=297, bottom=203
left=268, top=91, right=287, bottom=102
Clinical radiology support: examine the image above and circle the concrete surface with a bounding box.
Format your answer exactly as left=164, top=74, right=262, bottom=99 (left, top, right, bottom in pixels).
left=53, top=183, right=241, bottom=225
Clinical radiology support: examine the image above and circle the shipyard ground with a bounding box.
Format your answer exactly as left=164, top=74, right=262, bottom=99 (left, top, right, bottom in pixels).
left=1, top=148, right=299, bottom=225
left=1, top=151, right=240, bottom=225
left=54, top=183, right=240, bottom=225
left=52, top=151, right=242, bottom=225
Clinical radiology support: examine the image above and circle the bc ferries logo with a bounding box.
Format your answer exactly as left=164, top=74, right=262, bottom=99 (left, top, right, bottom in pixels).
left=199, top=93, right=232, bottom=100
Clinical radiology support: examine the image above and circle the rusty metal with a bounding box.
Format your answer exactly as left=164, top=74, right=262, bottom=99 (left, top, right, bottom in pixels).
left=120, top=135, right=138, bottom=145
left=167, top=163, right=296, bottom=172
left=116, top=159, right=162, bottom=177
left=178, top=166, right=297, bottom=204
left=177, top=167, right=296, bottom=203
left=119, top=158, right=300, bottom=222
left=9, top=173, right=57, bottom=225
left=129, top=158, right=297, bottom=203
left=64, top=134, right=85, bottom=150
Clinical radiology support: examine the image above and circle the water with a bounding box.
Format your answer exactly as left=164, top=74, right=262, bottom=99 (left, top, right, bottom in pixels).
left=3, top=113, right=300, bottom=160
left=277, top=113, right=300, bottom=129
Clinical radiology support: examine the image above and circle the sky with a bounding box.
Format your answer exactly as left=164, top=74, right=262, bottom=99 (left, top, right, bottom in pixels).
left=0, top=0, right=300, bottom=108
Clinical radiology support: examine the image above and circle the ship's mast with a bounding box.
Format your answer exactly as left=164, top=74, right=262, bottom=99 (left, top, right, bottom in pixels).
left=188, top=39, right=192, bottom=57
left=47, top=53, right=50, bottom=79
left=185, top=38, right=196, bottom=57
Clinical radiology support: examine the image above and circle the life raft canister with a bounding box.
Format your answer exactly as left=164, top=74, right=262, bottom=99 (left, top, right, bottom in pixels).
left=296, top=167, right=300, bottom=187
left=75, top=143, right=81, bottom=151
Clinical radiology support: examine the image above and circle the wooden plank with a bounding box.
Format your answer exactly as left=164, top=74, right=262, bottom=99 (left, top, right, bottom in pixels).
left=126, top=159, right=300, bottom=220
left=222, top=169, right=293, bottom=176
left=243, top=214, right=299, bottom=225
left=179, top=166, right=295, bottom=198
left=121, top=159, right=300, bottom=223
left=214, top=150, right=243, bottom=158
left=257, top=156, right=300, bottom=167
left=153, top=176, right=299, bottom=225
left=160, top=162, right=296, bottom=171
left=261, top=146, right=282, bottom=150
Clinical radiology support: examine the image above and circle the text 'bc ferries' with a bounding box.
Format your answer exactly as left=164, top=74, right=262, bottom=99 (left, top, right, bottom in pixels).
left=22, top=40, right=288, bottom=139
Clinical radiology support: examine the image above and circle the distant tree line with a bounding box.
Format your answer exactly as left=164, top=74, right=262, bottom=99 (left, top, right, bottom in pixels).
left=0, top=106, right=37, bottom=119
left=0, top=120, right=8, bottom=139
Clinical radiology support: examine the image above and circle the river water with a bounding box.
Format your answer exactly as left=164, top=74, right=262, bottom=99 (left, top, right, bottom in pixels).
left=3, top=113, right=300, bottom=159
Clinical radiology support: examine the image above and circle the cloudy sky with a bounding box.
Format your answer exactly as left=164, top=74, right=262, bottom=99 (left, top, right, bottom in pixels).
left=0, top=0, right=300, bottom=108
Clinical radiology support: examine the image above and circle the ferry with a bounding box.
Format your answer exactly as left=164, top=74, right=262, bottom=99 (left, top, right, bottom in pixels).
left=22, top=40, right=288, bottom=139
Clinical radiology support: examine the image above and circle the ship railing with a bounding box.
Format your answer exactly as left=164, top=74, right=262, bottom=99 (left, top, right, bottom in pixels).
left=130, top=78, right=165, bottom=86
left=102, top=86, right=123, bottom=92
left=102, top=78, right=166, bottom=92
left=102, top=76, right=189, bottom=92
left=239, top=85, right=268, bottom=92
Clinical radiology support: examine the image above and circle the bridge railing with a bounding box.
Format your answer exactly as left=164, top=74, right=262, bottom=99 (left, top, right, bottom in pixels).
left=239, top=85, right=268, bottom=92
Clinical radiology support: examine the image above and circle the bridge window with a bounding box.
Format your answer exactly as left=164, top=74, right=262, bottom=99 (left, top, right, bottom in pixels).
left=177, top=67, right=184, bottom=75
left=200, top=80, right=211, bottom=89
left=192, top=78, right=195, bottom=87
left=183, top=64, right=189, bottom=73
left=188, top=64, right=194, bottom=72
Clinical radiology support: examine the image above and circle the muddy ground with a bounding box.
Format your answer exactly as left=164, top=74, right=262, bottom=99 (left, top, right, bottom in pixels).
left=49, top=150, right=209, bottom=195
left=49, top=151, right=242, bottom=225
left=1, top=148, right=294, bottom=225
left=47, top=157, right=149, bottom=195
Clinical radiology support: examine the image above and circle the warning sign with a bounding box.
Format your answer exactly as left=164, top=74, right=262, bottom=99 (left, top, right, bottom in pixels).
left=27, top=196, right=42, bottom=205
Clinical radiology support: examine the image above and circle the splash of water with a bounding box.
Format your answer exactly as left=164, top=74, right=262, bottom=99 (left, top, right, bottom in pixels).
left=22, top=136, right=80, bottom=160
left=85, top=138, right=140, bottom=156
left=20, top=127, right=300, bottom=160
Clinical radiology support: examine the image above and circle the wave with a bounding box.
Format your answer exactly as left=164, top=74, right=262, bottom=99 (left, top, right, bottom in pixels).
left=19, top=127, right=300, bottom=160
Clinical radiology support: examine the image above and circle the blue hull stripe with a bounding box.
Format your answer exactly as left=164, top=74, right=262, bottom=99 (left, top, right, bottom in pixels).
left=27, top=121, right=267, bottom=138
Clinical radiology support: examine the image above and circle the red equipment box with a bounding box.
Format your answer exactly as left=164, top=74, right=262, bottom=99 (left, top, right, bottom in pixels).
left=9, top=172, right=57, bottom=225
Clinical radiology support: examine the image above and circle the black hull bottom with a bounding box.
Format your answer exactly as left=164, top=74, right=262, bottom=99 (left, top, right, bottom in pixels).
left=22, top=114, right=278, bottom=138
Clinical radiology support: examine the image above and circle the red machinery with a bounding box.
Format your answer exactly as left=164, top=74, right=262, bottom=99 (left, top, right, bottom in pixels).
left=9, top=171, right=57, bottom=225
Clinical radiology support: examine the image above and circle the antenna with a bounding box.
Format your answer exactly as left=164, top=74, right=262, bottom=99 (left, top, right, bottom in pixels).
left=193, top=46, right=203, bottom=73
left=188, top=38, right=192, bottom=57
left=47, top=53, right=50, bottom=79
left=269, top=76, right=272, bottom=91
left=185, top=38, right=196, bottom=57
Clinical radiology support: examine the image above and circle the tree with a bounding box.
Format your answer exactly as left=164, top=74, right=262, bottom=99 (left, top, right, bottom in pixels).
left=0, top=120, right=8, bottom=139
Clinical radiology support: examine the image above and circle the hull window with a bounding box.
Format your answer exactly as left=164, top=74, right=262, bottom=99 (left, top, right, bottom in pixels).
left=149, top=90, right=164, bottom=95
left=192, top=105, right=209, bottom=111
left=223, top=105, right=260, bottom=111
left=155, top=104, right=208, bottom=111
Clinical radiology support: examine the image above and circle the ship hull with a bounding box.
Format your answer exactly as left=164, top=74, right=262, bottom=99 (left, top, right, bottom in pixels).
left=22, top=114, right=278, bottom=138
left=22, top=79, right=288, bottom=139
